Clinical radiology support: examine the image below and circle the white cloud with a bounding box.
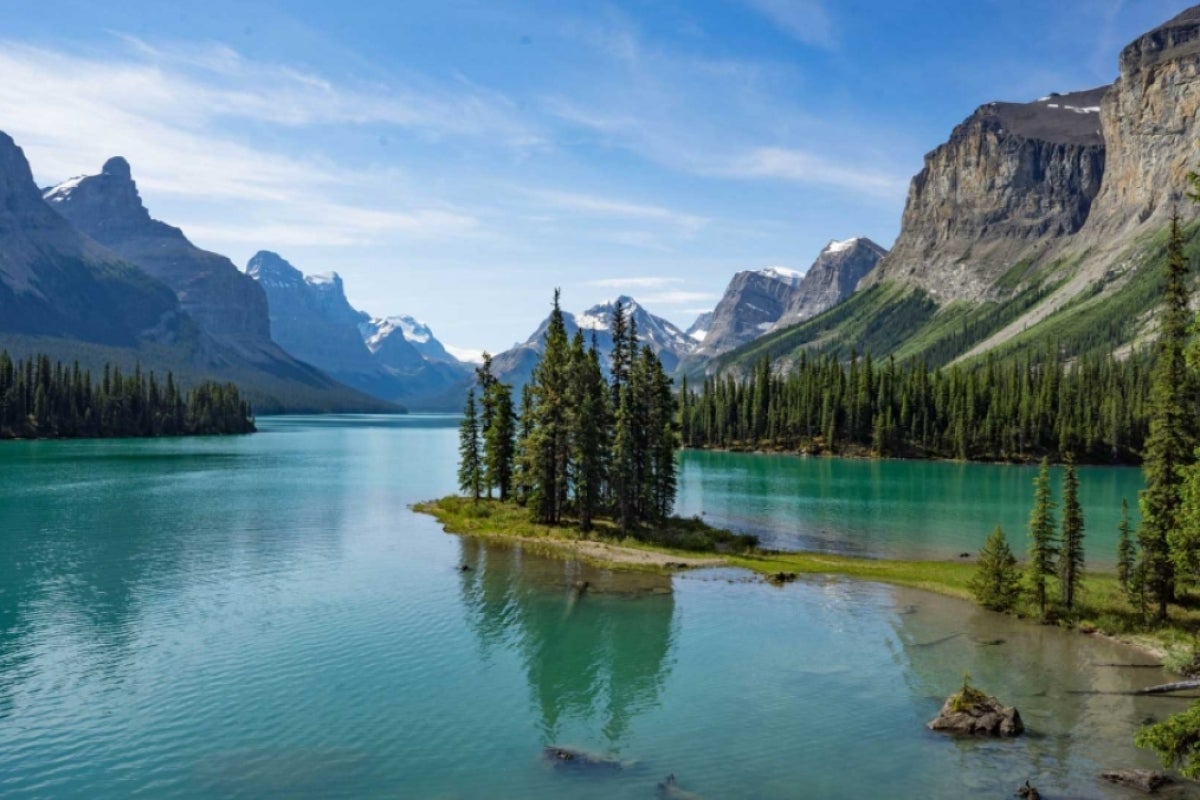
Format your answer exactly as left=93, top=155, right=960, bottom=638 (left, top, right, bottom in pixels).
left=587, top=276, right=685, bottom=288
left=725, top=147, right=908, bottom=198
left=741, top=0, right=837, bottom=49
left=522, top=187, right=707, bottom=232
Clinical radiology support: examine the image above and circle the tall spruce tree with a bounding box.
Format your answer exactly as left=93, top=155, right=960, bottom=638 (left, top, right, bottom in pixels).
left=475, top=353, right=498, bottom=497
left=1027, top=457, right=1058, bottom=620
left=1117, top=498, right=1137, bottom=592
left=568, top=331, right=609, bottom=531
left=525, top=289, right=572, bottom=525
left=1142, top=211, right=1195, bottom=618
left=1059, top=458, right=1085, bottom=611
left=458, top=388, right=482, bottom=503
left=483, top=380, right=516, bottom=502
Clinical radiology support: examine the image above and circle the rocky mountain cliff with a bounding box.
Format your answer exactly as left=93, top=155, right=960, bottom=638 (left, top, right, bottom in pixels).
left=247, top=250, right=470, bottom=409
left=45, top=158, right=276, bottom=354
left=492, top=296, right=695, bottom=393
left=772, top=238, right=887, bottom=329
left=690, top=268, right=802, bottom=358
left=715, top=4, right=1200, bottom=377
left=360, top=315, right=459, bottom=366
left=0, top=134, right=183, bottom=347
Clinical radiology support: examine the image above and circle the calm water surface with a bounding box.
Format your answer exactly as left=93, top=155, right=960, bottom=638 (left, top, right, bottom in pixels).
left=0, top=415, right=1186, bottom=798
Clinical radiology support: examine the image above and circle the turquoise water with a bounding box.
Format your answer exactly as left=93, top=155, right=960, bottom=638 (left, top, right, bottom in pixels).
left=677, top=449, right=1144, bottom=563
left=0, top=416, right=1184, bottom=798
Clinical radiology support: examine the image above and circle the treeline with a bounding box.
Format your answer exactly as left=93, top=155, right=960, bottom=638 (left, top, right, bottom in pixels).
left=680, top=347, right=1150, bottom=464
left=459, top=292, right=677, bottom=531
left=0, top=351, right=256, bottom=439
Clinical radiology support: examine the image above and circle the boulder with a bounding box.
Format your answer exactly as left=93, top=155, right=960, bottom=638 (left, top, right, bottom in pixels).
left=1100, top=769, right=1173, bottom=794
left=927, top=688, right=1023, bottom=736
left=541, top=746, right=622, bottom=770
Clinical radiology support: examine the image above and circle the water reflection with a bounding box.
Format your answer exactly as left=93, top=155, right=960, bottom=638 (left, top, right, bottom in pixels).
left=457, top=537, right=677, bottom=746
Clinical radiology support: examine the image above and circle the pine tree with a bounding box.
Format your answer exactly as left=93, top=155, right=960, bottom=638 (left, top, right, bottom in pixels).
left=475, top=353, right=498, bottom=498
left=970, top=526, right=1021, bottom=611
left=483, top=380, right=516, bottom=501
left=1117, top=498, right=1137, bottom=592
left=526, top=289, right=572, bottom=525
left=1059, top=458, right=1085, bottom=611
left=569, top=332, right=609, bottom=531
left=1143, top=211, right=1195, bottom=619
left=458, top=388, right=482, bottom=503
left=1027, top=457, right=1058, bottom=620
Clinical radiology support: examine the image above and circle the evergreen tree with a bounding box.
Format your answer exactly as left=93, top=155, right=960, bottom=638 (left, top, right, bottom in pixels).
left=1027, top=457, right=1058, bottom=620
left=525, top=289, right=572, bottom=524
left=475, top=353, right=498, bottom=498
left=568, top=332, right=609, bottom=531
left=1117, top=498, right=1137, bottom=592
left=1143, top=211, right=1195, bottom=619
left=483, top=380, right=516, bottom=501
left=970, top=526, right=1022, bottom=612
left=458, top=388, right=482, bottom=503
left=1059, top=458, right=1085, bottom=611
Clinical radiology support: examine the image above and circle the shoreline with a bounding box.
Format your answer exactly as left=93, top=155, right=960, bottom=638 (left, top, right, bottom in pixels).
left=415, top=496, right=1182, bottom=662
left=681, top=444, right=1144, bottom=469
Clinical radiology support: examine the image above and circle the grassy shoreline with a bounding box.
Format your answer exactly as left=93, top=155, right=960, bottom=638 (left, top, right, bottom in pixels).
left=415, top=496, right=1198, bottom=659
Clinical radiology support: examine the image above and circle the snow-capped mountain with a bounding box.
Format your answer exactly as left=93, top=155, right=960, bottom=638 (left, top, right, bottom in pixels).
left=247, top=250, right=471, bottom=409
left=689, top=267, right=808, bottom=358
left=686, top=311, right=714, bottom=343
left=360, top=314, right=459, bottom=365
left=769, top=237, right=887, bottom=332
left=491, top=295, right=696, bottom=393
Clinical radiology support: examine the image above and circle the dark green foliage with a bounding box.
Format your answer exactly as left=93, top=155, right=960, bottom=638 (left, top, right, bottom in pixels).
left=1117, top=498, right=1136, bottom=592
left=1027, top=458, right=1058, bottom=620
left=1137, top=703, right=1200, bottom=779
left=969, top=526, right=1021, bottom=612
left=1142, top=212, right=1196, bottom=619
left=476, top=354, right=516, bottom=502
left=458, top=388, right=482, bottom=502
left=0, top=350, right=254, bottom=438
left=682, top=348, right=1150, bottom=464
left=1059, top=459, right=1085, bottom=611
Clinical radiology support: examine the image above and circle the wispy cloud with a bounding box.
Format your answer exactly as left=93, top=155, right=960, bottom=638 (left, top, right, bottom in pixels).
left=741, top=0, right=837, bottom=49
left=725, top=147, right=909, bottom=199
left=587, top=276, right=685, bottom=289
left=522, top=187, right=707, bottom=232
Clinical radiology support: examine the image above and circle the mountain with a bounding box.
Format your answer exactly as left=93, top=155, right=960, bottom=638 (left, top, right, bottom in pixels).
left=25, top=155, right=395, bottom=413
left=360, top=315, right=459, bottom=365
left=771, top=238, right=887, bottom=330
left=712, top=4, right=1200, bottom=377
left=0, top=133, right=183, bottom=347
left=247, top=250, right=471, bottom=410
left=492, top=296, right=695, bottom=393
left=689, top=267, right=803, bottom=358
left=686, top=311, right=714, bottom=343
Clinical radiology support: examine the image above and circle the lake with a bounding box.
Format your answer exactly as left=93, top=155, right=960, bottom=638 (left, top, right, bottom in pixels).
left=0, top=415, right=1182, bottom=798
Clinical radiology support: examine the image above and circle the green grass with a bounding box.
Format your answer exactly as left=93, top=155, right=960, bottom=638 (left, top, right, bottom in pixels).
left=418, top=497, right=1200, bottom=657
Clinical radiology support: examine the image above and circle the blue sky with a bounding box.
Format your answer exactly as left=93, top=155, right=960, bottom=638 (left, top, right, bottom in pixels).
left=0, top=0, right=1191, bottom=356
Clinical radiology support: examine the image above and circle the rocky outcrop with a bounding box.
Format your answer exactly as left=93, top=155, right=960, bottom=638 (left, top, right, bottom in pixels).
left=693, top=268, right=802, bottom=357
left=1080, top=7, right=1200, bottom=234
left=1100, top=769, right=1173, bottom=794
left=773, top=238, right=887, bottom=329
left=45, top=158, right=275, bottom=352
left=0, top=133, right=182, bottom=346
left=362, top=315, right=459, bottom=365
left=927, top=688, right=1023, bottom=736
left=862, top=88, right=1107, bottom=302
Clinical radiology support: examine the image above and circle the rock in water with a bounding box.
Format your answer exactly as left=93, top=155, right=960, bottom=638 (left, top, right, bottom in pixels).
left=927, top=687, right=1023, bottom=736
left=1100, top=769, right=1173, bottom=794
left=658, top=773, right=705, bottom=799
left=541, top=746, right=622, bottom=770
left=1016, top=780, right=1040, bottom=799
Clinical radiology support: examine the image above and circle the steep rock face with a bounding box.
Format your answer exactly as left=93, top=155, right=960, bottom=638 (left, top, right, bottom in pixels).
left=493, top=296, right=695, bottom=393
left=0, top=134, right=182, bottom=346
left=1082, top=7, right=1200, bottom=233
left=773, top=238, right=887, bottom=330
left=693, top=268, right=802, bottom=357
left=247, top=251, right=470, bottom=409
left=861, top=88, right=1108, bottom=302
left=686, top=311, right=714, bottom=343
left=245, top=251, right=378, bottom=374
left=45, top=159, right=274, bottom=350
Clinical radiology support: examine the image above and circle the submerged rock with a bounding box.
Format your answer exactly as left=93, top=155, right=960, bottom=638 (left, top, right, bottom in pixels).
left=1016, top=780, right=1040, bottom=799
left=1100, top=769, right=1173, bottom=794
left=767, top=571, right=797, bottom=585
left=658, top=773, right=705, bottom=799
left=542, top=746, right=622, bottom=770
left=927, top=687, right=1023, bottom=736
